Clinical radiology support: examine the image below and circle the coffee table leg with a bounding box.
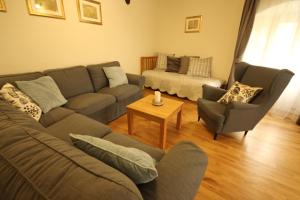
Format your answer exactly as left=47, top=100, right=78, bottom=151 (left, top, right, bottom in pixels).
left=176, top=108, right=182, bottom=130
left=160, top=120, right=167, bottom=149
left=128, top=110, right=134, bottom=135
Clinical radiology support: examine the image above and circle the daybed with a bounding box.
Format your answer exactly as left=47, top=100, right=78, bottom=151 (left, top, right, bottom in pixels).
left=141, top=56, right=223, bottom=101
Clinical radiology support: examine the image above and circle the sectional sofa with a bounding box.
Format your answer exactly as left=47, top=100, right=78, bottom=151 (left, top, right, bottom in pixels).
left=0, top=61, right=208, bottom=200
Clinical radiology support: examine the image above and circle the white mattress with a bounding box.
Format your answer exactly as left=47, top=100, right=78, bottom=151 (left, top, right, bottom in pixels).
left=142, top=69, right=223, bottom=101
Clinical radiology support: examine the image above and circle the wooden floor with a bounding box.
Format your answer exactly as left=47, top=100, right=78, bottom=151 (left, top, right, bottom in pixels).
left=109, top=89, right=300, bottom=200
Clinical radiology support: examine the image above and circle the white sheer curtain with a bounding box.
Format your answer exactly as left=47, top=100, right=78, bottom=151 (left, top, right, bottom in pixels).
left=242, top=0, right=300, bottom=121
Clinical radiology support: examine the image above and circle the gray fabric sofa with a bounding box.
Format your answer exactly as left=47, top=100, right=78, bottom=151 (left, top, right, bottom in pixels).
left=197, top=62, right=294, bottom=139
left=0, top=63, right=208, bottom=200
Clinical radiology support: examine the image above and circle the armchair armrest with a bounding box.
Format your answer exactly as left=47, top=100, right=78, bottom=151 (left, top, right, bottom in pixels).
left=202, top=84, right=227, bottom=101
left=139, top=141, right=208, bottom=200
left=126, top=73, right=145, bottom=89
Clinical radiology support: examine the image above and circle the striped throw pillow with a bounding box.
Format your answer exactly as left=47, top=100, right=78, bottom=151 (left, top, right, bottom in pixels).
left=156, top=53, right=174, bottom=70
left=187, top=57, right=212, bottom=77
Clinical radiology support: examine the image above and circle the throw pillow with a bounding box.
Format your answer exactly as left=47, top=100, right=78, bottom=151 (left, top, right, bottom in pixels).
left=166, top=56, right=181, bottom=73
left=218, top=81, right=263, bottom=104
left=16, top=76, right=67, bottom=113
left=156, top=53, right=174, bottom=70
left=102, top=66, right=128, bottom=88
left=187, top=57, right=212, bottom=77
left=178, top=56, right=190, bottom=74
left=0, top=83, right=42, bottom=121
left=70, top=133, right=158, bottom=184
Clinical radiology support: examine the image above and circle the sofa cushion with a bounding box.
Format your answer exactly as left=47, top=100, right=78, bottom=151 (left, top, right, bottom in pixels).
left=65, top=93, right=116, bottom=115
left=46, top=113, right=112, bottom=143
left=0, top=126, right=143, bottom=200
left=16, top=76, right=68, bottom=113
left=87, top=61, right=121, bottom=91
left=0, top=72, right=43, bottom=88
left=103, top=132, right=164, bottom=162
left=44, top=66, right=94, bottom=99
left=98, top=84, right=140, bottom=102
left=39, top=107, right=75, bottom=127
left=0, top=83, right=42, bottom=121
left=0, top=100, right=46, bottom=132
left=103, top=66, right=129, bottom=88
left=70, top=134, right=158, bottom=184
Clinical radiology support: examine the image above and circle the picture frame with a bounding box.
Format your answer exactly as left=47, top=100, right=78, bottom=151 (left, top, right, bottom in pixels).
left=26, top=0, right=65, bottom=19
left=185, top=15, right=202, bottom=33
left=77, top=0, right=102, bottom=25
left=0, top=0, right=6, bottom=12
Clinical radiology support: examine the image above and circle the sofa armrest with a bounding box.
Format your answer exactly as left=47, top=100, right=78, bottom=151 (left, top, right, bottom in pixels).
left=202, top=84, right=227, bottom=101
left=138, top=141, right=208, bottom=200
left=126, top=73, right=145, bottom=89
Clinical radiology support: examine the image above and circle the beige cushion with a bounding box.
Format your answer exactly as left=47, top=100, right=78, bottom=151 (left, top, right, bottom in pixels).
left=187, top=57, right=212, bottom=77
left=156, top=53, right=174, bottom=70
left=0, top=83, right=42, bottom=121
left=70, top=134, right=158, bottom=184
left=218, top=81, right=263, bottom=104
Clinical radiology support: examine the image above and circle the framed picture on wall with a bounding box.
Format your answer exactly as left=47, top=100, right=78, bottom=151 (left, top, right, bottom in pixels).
left=0, top=0, right=7, bottom=12
left=26, top=0, right=65, bottom=19
left=185, top=15, right=202, bottom=33
left=77, top=0, right=102, bottom=25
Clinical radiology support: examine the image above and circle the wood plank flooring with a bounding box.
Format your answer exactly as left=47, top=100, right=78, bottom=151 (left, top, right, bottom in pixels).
left=109, top=89, right=300, bottom=200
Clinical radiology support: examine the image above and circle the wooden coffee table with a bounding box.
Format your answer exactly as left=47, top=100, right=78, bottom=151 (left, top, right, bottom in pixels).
left=127, top=95, right=184, bottom=149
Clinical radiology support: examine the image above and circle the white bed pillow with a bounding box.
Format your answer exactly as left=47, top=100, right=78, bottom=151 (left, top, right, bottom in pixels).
left=156, top=53, right=174, bottom=70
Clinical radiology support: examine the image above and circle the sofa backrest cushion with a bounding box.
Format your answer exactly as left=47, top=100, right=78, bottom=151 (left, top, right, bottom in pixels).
left=87, top=61, right=121, bottom=91
left=0, top=72, right=43, bottom=88
left=0, top=125, right=143, bottom=200
left=44, top=66, right=94, bottom=99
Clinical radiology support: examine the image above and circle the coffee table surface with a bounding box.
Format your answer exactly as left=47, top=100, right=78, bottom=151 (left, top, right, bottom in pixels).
left=127, top=95, right=184, bottom=119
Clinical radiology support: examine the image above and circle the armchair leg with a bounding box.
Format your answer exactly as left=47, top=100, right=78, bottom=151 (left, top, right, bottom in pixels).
left=244, top=131, right=249, bottom=136
left=214, top=133, right=218, bottom=140
left=198, top=116, right=201, bottom=122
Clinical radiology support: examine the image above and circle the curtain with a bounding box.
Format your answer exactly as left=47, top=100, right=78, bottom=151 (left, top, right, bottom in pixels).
left=227, top=0, right=260, bottom=88
left=242, top=0, right=300, bottom=121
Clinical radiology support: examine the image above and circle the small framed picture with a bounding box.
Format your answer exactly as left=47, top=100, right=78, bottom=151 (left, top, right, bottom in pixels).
left=0, top=0, right=6, bottom=12
left=77, top=0, right=102, bottom=25
left=185, top=16, right=202, bottom=33
left=26, top=0, right=65, bottom=19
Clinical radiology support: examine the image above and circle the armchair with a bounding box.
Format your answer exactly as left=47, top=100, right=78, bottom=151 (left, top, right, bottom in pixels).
left=197, top=62, right=294, bottom=140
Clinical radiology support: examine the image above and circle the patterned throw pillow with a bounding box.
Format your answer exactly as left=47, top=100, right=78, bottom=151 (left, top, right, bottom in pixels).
left=0, top=83, right=42, bottom=121
left=187, top=57, right=212, bottom=77
left=156, top=53, right=174, bottom=70
left=217, top=82, right=263, bottom=104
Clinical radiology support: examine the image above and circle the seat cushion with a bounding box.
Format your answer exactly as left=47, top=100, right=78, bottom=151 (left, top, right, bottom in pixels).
left=103, top=133, right=164, bottom=162
left=65, top=93, right=116, bottom=115
left=98, top=84, right=140, bottom=102
left=44, top=66, right=94, bottom=99
left=198, top=98, right=226, bottom=132
left=39, top=107, right=75, bottom=127
left=46, top=113, right=112, bottom=143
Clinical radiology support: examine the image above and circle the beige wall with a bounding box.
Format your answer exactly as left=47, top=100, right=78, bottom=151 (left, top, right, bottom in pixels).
left=155, top=0, right=244, bottom=80
left=0, top=0, right=244, bottom=79
left=0, top=0, right=158, bottom=74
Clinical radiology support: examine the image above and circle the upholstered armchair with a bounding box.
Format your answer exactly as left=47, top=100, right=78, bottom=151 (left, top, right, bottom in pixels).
left=197, top=62, right=294, bottom=140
